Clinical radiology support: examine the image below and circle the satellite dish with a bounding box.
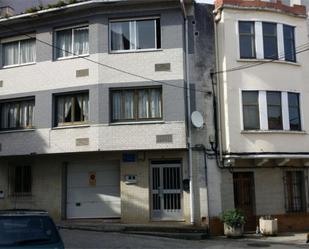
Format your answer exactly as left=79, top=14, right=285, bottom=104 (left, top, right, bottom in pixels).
left=191, top=111, right=204, bottom=129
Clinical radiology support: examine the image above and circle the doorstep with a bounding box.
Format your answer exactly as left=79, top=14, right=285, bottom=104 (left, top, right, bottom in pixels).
left=57, top=219, right=209, bottom=240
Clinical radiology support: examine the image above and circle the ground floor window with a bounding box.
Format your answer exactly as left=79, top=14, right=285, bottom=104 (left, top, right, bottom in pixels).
left=9, top=165, right=32, bottom=196
left=284, top=171, right=306, bottom=213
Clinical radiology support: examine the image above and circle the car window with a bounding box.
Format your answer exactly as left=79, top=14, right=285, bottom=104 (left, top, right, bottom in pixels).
left=0, top=216, right=61, bottom=246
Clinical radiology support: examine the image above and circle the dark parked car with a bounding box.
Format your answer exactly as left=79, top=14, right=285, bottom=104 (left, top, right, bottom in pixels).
left=0, top=210, right=64, bottom=249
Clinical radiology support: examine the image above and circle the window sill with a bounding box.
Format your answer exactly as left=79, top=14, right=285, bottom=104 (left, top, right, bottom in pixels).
left=109, top=48, right=163, bottom=54
left=237, top=58, right=300, bottom=66
left=2, top=62, right=36, bottom=69
left=241, top=130, right=306, bottom=134
left=110, top=120, right=164, bottom=126
left=0, top=128, right=35, bottom=134
left=52, top=124, right=90, bottom=130
left=54, top=54, right=90, bottom=61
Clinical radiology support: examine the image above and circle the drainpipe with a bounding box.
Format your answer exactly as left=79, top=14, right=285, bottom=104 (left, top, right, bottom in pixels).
left=213, top=8, right=223, bottom=164
left=180, top=0, right=195, bottom=225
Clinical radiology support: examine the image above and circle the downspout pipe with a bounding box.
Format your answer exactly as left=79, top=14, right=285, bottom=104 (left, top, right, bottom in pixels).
left=180, top=0, right=195, bottom=225
left=212, top=8, right=224, bottom=165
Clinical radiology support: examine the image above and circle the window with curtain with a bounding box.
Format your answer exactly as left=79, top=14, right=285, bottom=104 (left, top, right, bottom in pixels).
left=263, top=22, right=278, bottom=59
left=2, top=39, right=36, bottom=67
left=239, top=21, right=256, bottom=59
left=55, top=92, right=89, bottom=126
left=284, top=171, right=305, bottom=213
left=284, top=25, right=296, bottom=62
left=0, top=99, right=35, bottom=130
left=110, top=18, right=161, bottom=52
left=55, top=26, right=89, bottom=59
left=111, top=87, right=162, bottom=122
left=242, top=91, right=260, bottom=130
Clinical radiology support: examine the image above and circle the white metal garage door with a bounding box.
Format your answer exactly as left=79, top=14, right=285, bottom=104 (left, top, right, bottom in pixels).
left=67, top=160, right=120, bottom=219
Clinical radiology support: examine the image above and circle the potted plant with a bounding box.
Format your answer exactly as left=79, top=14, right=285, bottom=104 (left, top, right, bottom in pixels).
left=259, top=216, right=278, bottom=236
left=220, top=209, right=246, bottom=238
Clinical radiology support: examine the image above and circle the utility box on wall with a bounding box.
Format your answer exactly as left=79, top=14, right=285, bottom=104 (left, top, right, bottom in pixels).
left=125, top=175, right=137, bottom=185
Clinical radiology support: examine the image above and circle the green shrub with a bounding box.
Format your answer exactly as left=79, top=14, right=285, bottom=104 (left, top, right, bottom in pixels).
left=220, top=209, right=246, bottom=228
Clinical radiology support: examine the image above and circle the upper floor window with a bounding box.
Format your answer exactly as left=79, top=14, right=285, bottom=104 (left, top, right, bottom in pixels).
left=238, top=21, right=296, bottom=62
left=263, top=22, right=278, bottom=60
left=0, top=98, right=35, bottom=130
left=239, top=21, right=256, bottom=59
left=111, top=87, right=162, bottom=122
left=284, top=25, right=296, bottom=62
left=2, top=38, right=35, bottom=67
left=267, top=91, right=282, bottom=130
left=55, top=92, right=89, bottom=126
left=242, top=91, right=259, bottom=130
left=288, top=92, right=301, bottom=131
left=55, top=25, right=89, bottom=59
left=242, top=91, right=301, bottom=131
left=110, top=18, right=161, bottom=52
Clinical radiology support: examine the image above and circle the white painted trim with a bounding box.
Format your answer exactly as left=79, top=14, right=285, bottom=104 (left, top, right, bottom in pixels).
left=239, top=89, right=244, bottom=131
left=277, top=23, right=285, bottom=61
left=255, top=22, right=264, bottom=59
left=1, top=34, right=36, bottom=43
left=259, top=91, right=268, bottom=130
left=235, top=20, right=241, bottom=60
left=282, top=92, right=290, bottom=130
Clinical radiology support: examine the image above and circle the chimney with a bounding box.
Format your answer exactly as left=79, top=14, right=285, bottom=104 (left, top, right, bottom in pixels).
left=0, top=6, right=15, bottom=18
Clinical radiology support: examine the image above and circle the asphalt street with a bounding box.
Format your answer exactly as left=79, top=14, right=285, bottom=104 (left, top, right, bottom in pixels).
left=60, top=229, right=308, bottom=249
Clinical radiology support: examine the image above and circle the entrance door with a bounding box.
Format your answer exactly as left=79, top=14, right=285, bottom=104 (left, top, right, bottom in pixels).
left=233, top=172, right=256, bottom=231
left=151, top=161, right=183, bottom=221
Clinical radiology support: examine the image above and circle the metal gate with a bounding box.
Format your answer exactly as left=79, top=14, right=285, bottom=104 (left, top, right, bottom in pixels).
left=151, top=161, right=183, bottom=221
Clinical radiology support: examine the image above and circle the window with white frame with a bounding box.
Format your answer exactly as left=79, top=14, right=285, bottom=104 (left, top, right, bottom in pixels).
left=238, top=21, right=296, bottom=62
left=110, top=18, right=161, bottom=52
left=242, top=91, right=301, bottom=131
left=2, top=38, right=36, bottom=67
left=55, top=25, right=89, bottom=59
left=0, top=98, right=35, bottom=130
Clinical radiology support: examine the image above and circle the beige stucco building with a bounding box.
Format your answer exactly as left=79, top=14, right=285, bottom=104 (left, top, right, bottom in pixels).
left=213, top=0, right=309, bottom=234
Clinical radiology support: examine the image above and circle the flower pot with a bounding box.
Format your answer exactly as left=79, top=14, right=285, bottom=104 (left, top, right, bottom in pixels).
left=224, top=223, right=244, bottom=238
left=259, top=217, right=278, bottom=236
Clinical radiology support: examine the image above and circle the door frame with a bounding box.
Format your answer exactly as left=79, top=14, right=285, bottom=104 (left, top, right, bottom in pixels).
left=233, top=171, right=256, bottom=231
left=149, top=159, right=184, bottom=221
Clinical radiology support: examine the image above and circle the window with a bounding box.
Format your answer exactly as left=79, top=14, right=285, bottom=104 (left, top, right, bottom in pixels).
left=55, top=92, right=89, bottom=126
left=110, top=18, right=161, bottom=52
left=288, top=93, right=301, bottom=131
left=284, top=171, right=305, bottom=213
left=0, top=98, right=35, bottom=130
left=2, top=39, right=35, bottom=66
left=111, top=87, right=162, bottom=122
left=10, top=165, right=32, bottom=196
left=267, top=91, right=282, bottom=130
left=239, top=21, right=256, bottom=59
left=242, top=91, right=301, bottom=131
left=55, top=26, right=89, bottom=59
left=242, top=91, right=260, bottom=130
left=263, top=23, right=278, bottom=59
left=284, top=25, right=296, bottom=62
